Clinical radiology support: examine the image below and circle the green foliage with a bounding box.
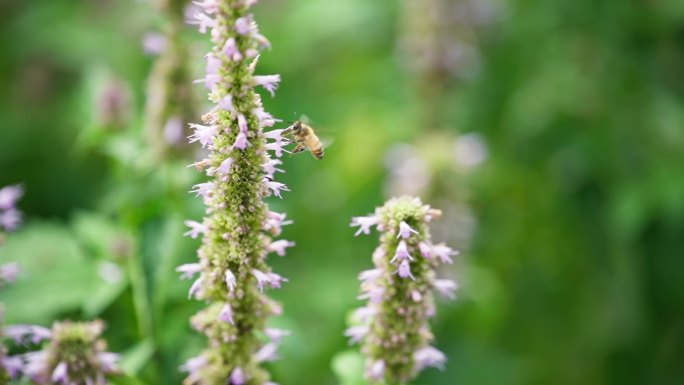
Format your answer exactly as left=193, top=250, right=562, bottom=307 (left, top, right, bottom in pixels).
left=1, top=0, right=683, bottom=385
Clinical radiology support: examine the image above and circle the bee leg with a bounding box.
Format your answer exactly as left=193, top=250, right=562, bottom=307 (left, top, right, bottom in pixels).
left=290, top=142, right=306, bottom=156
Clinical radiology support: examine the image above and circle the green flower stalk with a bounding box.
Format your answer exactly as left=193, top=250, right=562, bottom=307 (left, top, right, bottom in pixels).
left=348, top=196, right=458, bottom=384
left=179, top=1, right=291, bottom=385
left=18, top=320, right=118, bottom=384
left=144, top=0, right=199, bottom=159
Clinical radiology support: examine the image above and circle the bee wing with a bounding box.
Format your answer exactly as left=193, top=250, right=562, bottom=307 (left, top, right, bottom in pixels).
left=298, top=114, right=311, bottom=125
left=320, top=135, right=335, bottom=149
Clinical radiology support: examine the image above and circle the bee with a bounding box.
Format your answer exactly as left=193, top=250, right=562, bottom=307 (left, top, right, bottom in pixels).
left=283, top=120, right=325, bottom=160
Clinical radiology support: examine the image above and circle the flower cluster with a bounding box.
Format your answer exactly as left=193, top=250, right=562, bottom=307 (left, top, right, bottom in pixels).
left=179, top=1, right=292, bottom=384
left=347, top=196, right=458, bottom=384
left=1, top=320, right=118, bottom=384
left=0, top=185, right=23, bottom=235
left=0, top=309, right=20, bottom=384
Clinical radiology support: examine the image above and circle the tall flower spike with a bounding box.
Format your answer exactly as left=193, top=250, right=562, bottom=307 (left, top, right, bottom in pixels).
left=182, top=1, right=292, bottom=384
left=144, top=0, right=199, bottom=159
left=347, top=196, right=458, bottom=384
left=19, top=320, right=119, bottom=385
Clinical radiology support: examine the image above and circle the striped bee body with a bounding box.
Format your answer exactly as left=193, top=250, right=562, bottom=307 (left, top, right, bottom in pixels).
left=284, top=121, right=324, bottom=160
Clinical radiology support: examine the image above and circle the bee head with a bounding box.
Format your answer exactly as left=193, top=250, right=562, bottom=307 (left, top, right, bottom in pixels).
left=291, top=121, right=302, bottom=132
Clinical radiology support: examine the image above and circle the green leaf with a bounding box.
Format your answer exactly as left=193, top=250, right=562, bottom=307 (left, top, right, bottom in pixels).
left=0, top=222, right=99, bottom=324
left=119, top=338, right=156, bottom=376
left=331, top=350, right=366, bottom=385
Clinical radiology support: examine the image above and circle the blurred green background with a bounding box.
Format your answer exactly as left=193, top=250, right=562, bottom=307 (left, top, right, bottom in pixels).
left=2, top=0, right=684, bottom=384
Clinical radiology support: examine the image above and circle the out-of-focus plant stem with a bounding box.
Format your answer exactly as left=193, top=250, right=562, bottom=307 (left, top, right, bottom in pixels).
left=145, top=0, right=198, bottom=162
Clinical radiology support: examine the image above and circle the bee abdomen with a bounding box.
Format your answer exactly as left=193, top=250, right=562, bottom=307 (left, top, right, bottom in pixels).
left=312, top=145, right=324, bottom=160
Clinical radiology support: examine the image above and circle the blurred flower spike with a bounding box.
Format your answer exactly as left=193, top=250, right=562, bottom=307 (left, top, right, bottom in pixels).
left=13, top=320, right=119, bottom=385
left=348, top=196, right=457, bottom=384
left=0, top=263, right=20, bottom=289
left=179, top=0, right=292, bottom=384
left=0, top=185, right=24, bottom=234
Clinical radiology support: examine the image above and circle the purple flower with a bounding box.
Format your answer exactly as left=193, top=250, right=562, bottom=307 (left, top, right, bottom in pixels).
left=215, top=157, right=234, bottom=176
left=188, top=276, right=204, bottom=299
left=262, top=158, right=283, bottom=178
left=350, top=215, right=379, bottom=236
left=205, top=53, right=221, bottom=74
left=358, top=268, right=382, bottom=283
left=1, top=355, right=23, bottom=378
left=176, top=263, right=202, bottom=280
left=225, top=269, right=236, bottom=293
left=219, top=94, right=235, bottom=113
left=263, top=211, right=291, bottom=236
left=413, top=346, right=446, bottom=371
left=253, top=33, right=271, bottom=50
left=266, top=272, right=287, bottom=289
left=180, top=355, right=207, bottom=382
left=264, top=328, right=290, bottom=343
left=190, top=182, right=215, bottom=199
left=51, top=361, right=68, bottom=384
left=0, top=209, right=22, bottom=232
left=195, top=73, right=222, bottom=90
left=352, top=307, right=376, bottom=323
left=390, top=240, right=413, bottom=264
left=267, top=240, right=295, bottom=257
left=344, top=325, right=368, bottom=345
left=142, top=32, right=167, bottom=55
left=0, top=185, right=23, bottom=210
left=432, top=243, right=458, bottom=264
left=358, top=285, right=385, bottom=304
left=193, top=0, right=219, bottom=14
left=263, top=129, right=289, bottom=157
left=237, top=113, right=248, bottom=135
left=188, top=123, right=217, bottom=148
left=252, top=269, right=286, bottom=291
left=0, top=262, right=20, bottom=286
left=397, top=259, right=414, bottom=280
left=252, top=269, right=271, bottom=292
left=397, top=221, right=418, bottom=239
left=98, top=352, right=119, bottom=372
left=232, top=131, right=249, bottom=150
left=230, top=367, right=245, bottom=385
left=264, top=179, right=290, bottom=198
left=163, top=116, right=184, bottom=145
left=184, top=220, right=207, bottom=239
left=23, top=351, right=48, bottom=381
left=254, top=343, right=279, bottom=362
left=253, top=75, right=281, bottom=97
left=367, top=359, right=385, bottom=381
left=434, top=279, right=458, bottom=299
left=188, top=12, right=216, bottom=34
left=223, top=37, right=243, bottom=61
left=5, top=324, right=52, bottom=345
left=235, top=17, right=250, bottom=35
left=418, top=241, right=431, bottom=258
left=219, top=303, right=234, bottom=324
left=253, top=106, right=277, bottom=128
left=262, top=128, right=286, bottom=141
